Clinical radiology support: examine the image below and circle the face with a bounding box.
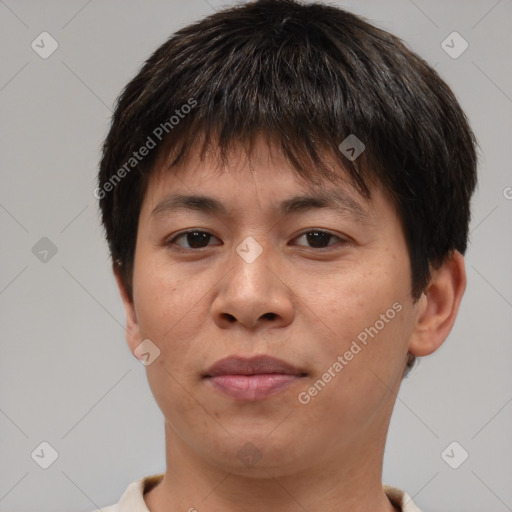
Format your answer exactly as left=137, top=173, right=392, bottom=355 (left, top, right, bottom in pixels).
left=122, top=135, right=426, bottom=477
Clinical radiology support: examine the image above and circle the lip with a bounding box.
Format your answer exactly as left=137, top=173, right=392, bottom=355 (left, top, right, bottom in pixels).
left=203, top=355, right=307, bottom=401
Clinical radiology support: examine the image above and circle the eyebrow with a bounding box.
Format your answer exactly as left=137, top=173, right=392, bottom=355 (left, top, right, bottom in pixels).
left=151, top=190, right=368, bottom=221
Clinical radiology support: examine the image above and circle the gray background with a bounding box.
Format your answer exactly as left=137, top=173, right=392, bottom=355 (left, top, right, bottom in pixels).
left=0, top=0, right=511, bottom=511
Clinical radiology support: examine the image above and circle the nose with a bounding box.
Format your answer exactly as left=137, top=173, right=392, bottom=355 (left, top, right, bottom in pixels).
left=211, top=238, right=295, bottom=331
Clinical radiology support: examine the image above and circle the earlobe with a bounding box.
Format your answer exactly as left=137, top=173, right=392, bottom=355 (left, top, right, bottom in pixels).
left=113, top=264, right=142, bottom=353
left=408, top=251, right=467, bottom=357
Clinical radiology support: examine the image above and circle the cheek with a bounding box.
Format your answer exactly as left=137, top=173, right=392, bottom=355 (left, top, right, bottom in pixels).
left=317, top=267, right=395, bottom=332
left=311, top=262, right=413, bottom=380
left=134, top=258, right=191, bottom=337
left=296, top=306, right=414, bottom=447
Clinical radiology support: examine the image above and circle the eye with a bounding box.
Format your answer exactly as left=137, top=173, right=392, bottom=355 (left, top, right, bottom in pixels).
left=166, top=229, right=346, bottom=251
left=167, top=230, right=220, bottom=250
left=293, top=230, right=345, bottom=249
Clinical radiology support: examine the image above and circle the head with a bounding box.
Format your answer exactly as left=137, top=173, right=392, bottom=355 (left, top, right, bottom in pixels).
left=97, top=0, right=477, bottom=477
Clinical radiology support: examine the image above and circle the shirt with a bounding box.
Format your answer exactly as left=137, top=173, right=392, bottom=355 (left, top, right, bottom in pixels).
left=94, top=473, right=423, bottom=512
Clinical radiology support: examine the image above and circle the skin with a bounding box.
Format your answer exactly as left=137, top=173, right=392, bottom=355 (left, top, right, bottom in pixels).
left=115, top=134, right=466, bottom=512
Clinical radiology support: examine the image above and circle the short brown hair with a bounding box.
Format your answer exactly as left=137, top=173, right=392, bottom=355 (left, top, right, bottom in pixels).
left=98, top=0, right=478, bottom=373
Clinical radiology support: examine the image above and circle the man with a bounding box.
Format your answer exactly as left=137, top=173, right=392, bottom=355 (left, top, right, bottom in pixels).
left=94, top=0, right=477, bottom=510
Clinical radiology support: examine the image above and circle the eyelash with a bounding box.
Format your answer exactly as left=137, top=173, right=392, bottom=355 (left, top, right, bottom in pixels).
left=165, top=229, right=349, bottom=251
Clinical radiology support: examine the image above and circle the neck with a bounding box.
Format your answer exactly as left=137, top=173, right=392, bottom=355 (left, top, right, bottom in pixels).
left=144, top=418, right=398, bottom=512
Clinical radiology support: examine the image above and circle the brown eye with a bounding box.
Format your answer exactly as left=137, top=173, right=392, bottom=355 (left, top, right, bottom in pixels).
left=294, top=230, right=344, bottom=249
left=166, top=229, right=347, bottom=252
left=168, top=230, right=219, bottom=249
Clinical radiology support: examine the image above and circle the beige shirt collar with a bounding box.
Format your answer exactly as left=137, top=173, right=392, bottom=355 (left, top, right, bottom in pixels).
left=100, top=474, right=423, bottom=512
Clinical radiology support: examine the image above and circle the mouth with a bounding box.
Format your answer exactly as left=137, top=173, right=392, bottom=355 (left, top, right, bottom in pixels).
left=203, top=355, right=308, bottom=401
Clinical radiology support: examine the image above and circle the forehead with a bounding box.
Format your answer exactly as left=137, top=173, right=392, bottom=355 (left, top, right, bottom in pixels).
left=146, top=133, right=374, bottom=203
left=138, top=133, right=411, bottom=240
left=143, top=139, right=378, bottom=222
left=152, top=131, right=363, bottom=186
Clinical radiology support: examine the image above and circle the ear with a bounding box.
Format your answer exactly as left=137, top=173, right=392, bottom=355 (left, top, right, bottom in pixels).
left=113, top=264, right=142, bottom=354
left=408, top=251, right=467, bottom=357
